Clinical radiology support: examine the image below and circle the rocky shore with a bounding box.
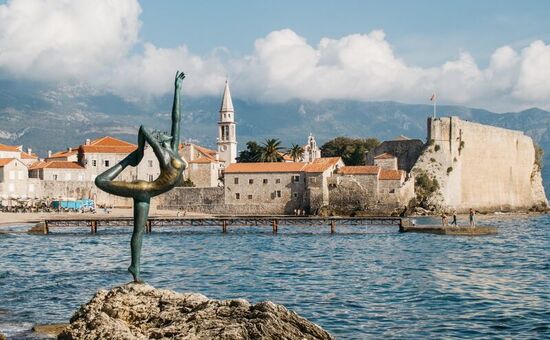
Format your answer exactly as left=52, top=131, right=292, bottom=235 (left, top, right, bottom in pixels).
left=58, top=283, right=333, bottom=340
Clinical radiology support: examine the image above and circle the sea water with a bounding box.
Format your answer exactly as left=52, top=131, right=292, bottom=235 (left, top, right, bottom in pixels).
left=0, top=215, right=549, bottom=339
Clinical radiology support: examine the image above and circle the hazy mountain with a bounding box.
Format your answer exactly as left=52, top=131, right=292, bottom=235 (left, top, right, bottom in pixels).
left=1, top=79, right=549, bottom=196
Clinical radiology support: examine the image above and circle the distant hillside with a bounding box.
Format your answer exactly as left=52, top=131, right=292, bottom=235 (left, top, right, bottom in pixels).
left=0, top=79, right=548, bottom=197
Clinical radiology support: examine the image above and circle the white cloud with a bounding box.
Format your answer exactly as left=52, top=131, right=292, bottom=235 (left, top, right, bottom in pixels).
left=0, top=0, right=141, bottom=80
left=0, top=0, right=549, bottom=111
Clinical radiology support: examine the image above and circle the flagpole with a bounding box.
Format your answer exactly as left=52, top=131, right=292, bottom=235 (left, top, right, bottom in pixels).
left=433, top=98, right=436, bottom=119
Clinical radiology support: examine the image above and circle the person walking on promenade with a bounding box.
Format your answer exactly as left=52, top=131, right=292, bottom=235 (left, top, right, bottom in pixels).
left=441, top=212, right=448, bottom=227
left=469, top=208, right=476, bottom=227
left=451, top=211, right=457, bottom=226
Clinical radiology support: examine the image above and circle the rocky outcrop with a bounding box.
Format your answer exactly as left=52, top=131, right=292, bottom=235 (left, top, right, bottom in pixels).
left=58, top=283, right=333, bottom=340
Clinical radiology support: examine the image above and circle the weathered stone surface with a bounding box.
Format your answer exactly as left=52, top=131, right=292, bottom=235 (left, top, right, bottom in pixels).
left=33, top=324, right=69, bottom=337
left=58, top=283, right=333, bottom=340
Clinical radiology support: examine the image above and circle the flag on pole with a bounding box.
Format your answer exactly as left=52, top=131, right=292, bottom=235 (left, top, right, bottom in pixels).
left=430, top=93, right=436, bottom=101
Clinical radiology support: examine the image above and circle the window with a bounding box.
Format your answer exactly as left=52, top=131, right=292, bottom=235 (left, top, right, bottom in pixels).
left=293, top=193, right=298, bottom=198
left=53, top=174, right=58, bottom=181
left=276, top=178, right=281, bottom=184
left=292, top=175, right=300, bottom=182
left=148, top=160, right=153, bottom=167
left=104, top=160, right=110, bottom=167
left=148, top=174, right=154, bottom=182
left=235, top=193, right=240, bottom=199
left=234, top=177, right=239, bottom=184
left=92, top=160, right=97, bottom=167
left=248, top=194, right=253, bottom=199
left=276, top=190, right=281, bottom=198
left=263, top=179, right=268, bottom=184
left=249, top=179, right=254, bottom=184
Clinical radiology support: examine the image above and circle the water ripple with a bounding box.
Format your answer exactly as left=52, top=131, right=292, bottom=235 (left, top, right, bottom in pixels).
left=0, top=215, right=549, bottom=338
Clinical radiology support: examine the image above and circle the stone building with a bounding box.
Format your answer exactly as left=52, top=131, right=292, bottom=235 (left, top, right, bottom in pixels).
left=29, top=161, right=86, bottom=181
left=327, top=164, right=414, bottom=214
left=366, top=137, right=424, bottom=172
left=179, top=143, right=223, bottom=187
left=223, top=162, right=307, bottom=213
left=373, top=153, right=398, bottom=170
left=303, top=157, right=344, bottom=210
left=0, top=158, right=32, bottom=203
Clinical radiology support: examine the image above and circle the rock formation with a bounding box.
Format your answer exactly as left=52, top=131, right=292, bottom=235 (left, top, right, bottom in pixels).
left=58, top=283, right=333, bottom=340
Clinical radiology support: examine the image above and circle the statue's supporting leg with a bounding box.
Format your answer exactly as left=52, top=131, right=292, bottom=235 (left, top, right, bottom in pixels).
left=128, top=197, right=150, bottom=283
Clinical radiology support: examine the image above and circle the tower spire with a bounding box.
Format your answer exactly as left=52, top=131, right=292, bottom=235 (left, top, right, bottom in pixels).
left=219, top=80, right=234, bottom=114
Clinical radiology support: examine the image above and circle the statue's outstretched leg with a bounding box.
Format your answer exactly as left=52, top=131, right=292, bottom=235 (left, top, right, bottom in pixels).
left=128, top=196, right=150, bottom=283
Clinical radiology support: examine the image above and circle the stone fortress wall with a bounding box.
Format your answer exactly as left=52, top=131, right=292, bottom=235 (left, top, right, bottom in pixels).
left=413, top=116, right=548, bottom=212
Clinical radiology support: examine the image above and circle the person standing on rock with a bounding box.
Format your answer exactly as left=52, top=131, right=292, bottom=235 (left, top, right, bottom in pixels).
left=469, top=208, right=476, bottom=227
left=451, top=211, right=457, bottom=226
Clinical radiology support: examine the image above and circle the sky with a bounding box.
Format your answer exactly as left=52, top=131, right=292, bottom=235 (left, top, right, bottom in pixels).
left=0, top=0, right=549, bottom=111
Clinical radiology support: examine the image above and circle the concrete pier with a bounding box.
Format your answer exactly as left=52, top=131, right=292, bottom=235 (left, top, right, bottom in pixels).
left=399, top=224, right=497, bottom=236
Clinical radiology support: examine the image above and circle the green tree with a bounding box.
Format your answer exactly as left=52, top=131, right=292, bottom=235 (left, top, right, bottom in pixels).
left=237, top=141, right=262, bottom=162
left=288, top=144, right=305, bottom=162
left=259, top=138, right=285, bottom=162
left=321, top=137, right=379, bottom=165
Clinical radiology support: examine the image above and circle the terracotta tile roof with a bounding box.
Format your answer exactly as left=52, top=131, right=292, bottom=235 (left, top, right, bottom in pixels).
left=374, top=152, right=396, bottom=160
left=89, top=136, right=135, bottom=147
left=0, top=143, right=21, bottom=152
left=303, top=157, right=342, bottom=173
left=21, top=152, right=38, bottom=159
left=80, top=145, right=137, bottom=154
left=275, top=151, right=294, bottom=162
left=29, top=161, right=84, bottom=170
left=0, top=158, right=16, bottom=167
left=193, top=144, right=218, bottom=158
left=189, top=156, right=216, bottom=164
left=224, top=162, right=306, bottom=174
left=48, top=149, right=78, bottom=159
left=379, top=169, right=404, bottom=180
left=180, top=143, right=218, bottom=161
left=339, top=165, right=380, bottom=175
left=80, top=136, right=137, bottom=154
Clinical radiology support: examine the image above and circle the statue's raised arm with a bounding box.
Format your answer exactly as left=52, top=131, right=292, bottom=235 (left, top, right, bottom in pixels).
left=170, top=71, right=185, bottom=152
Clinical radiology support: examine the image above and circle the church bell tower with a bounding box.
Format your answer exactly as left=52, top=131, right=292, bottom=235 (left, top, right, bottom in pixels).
left=217, top=81, right=237, bottom=164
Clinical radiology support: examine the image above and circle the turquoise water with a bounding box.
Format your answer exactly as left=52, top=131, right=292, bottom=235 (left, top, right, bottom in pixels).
left=0, top=215, right=549, bottom=339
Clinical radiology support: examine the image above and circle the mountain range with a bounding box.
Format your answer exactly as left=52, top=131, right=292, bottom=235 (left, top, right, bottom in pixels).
left=0, top=79, right=548, bottom=197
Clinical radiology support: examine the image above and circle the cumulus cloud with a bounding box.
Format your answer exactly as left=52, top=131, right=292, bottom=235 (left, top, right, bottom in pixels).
left=0, top=0, right=549, bottom=111
left=0, top=0, right=141, bottom=80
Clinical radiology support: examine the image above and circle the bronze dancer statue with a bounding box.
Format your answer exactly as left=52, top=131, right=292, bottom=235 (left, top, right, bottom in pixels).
left=95, top=71, right=187, bottom=282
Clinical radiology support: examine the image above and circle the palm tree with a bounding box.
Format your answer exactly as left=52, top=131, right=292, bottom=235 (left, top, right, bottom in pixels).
left=288, top=144, right=305, bottom=162
left=259, top=138, right=285, bottom=162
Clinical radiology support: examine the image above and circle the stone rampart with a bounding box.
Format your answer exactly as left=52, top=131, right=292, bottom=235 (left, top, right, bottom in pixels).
left=413, top=117, right=548, bottom=212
